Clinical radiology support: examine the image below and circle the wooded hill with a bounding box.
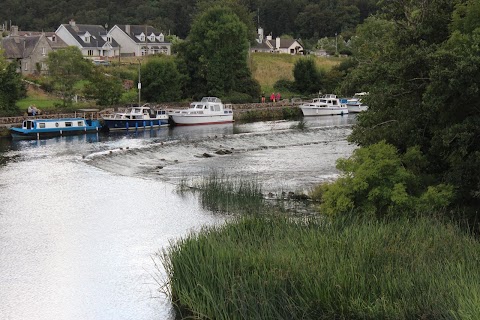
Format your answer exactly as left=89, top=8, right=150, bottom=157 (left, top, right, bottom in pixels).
left=1, top=0, right=378, bottom=45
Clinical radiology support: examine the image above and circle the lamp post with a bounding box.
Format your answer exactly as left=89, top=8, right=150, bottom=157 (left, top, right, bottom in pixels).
left=137, top=60, right=141, bottom=107
left=335, top=32, right=338, bottom=56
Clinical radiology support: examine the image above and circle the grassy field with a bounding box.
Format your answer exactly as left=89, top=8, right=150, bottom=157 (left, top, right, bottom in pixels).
left=250, top=53, right=343, bottom=94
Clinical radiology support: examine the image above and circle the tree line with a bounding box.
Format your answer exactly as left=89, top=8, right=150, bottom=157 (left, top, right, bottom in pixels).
left=0, top=0, right=378, bottom=45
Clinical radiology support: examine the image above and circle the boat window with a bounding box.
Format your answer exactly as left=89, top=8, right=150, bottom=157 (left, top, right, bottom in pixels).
left=78, top=121, right=84, bottom=126
left=65, top=122, right=72, bottom=127
left=55, top=123, right=59, bottom=127
left=39, top=123, right=45, bottom=128
left=26, top=121, right=32, bottom=129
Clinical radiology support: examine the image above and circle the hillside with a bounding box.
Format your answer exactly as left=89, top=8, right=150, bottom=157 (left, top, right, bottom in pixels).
left=250, top=52, right=343, bottom=94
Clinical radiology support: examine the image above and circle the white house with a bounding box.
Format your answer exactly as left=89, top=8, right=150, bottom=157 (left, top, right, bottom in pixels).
left=55, top=20, right=119, bottom=59
left=108, top=25, right=171, bottom=57
left=251, top=28, right=303, bottom=55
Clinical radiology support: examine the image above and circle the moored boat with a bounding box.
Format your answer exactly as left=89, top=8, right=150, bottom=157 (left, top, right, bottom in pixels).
left=346, top=92, right=368, bottom=113
left=102, top=104, right=169, bottom=131
left=300, top=94, right=348, bottom=116
left=169, top=97, right=234, bottom=126
left=10, top=118, right=101, bottom=140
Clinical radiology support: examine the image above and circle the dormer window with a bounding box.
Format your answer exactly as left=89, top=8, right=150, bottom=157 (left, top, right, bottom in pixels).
left=140, top=34, right=145, bottom=41
left=107, top=36, right=112, bottom=42
left=159, top=33, right=164, bottom=42
left=149, top=34, right=155, bottom=41
left=85, top=35, right=90, bottom=43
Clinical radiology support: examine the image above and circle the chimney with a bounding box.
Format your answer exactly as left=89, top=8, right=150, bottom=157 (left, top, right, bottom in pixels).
left=11, top=25, right=18, bottom=37
left=69, top=19, right=78, bottom=31
left=125, top=25, right=130, bottom=35
left=257, top=27, right=264, bottom=43
left=276, top=37, right=280, bottom=49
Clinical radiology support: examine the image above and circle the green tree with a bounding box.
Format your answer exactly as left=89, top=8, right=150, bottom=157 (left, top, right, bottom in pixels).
left=315, top=141, right=454, bottom=217
left=0, top=54, right=25, bottom=116
left=344, top=0, right=480, bottom=206
left=47, top=46, right=93, bottom=107
left=293, top=57, right=322, bottom=95
left=84, top=69, right=123, bottom=106
left=141, top=57, right=183, bottom=102
left=178, top=5, right=260, bottom=100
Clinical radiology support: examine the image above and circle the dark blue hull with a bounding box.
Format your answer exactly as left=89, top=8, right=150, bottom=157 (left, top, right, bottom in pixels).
left=103, top=119, right=169, bottom=131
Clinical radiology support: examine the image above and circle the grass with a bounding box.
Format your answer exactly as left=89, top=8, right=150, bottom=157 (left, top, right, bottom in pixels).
left=250, top=53, right=343, bottom=94
left=178, top=171, right=265, bottom=214
left=160, top=214, right=480, bottom=320
left=16, top=91, right=62, bottom=113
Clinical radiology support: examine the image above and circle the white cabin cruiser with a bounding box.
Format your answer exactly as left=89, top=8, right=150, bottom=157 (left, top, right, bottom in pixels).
left=346, top=92, right=368, bottom=113
left=300, top=94, right=349, bottom=116
left=169, top=97, right=234, bottom=126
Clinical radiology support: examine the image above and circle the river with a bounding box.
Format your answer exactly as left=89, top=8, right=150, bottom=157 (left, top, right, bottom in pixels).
left=0, top=116, right=356, bottom=320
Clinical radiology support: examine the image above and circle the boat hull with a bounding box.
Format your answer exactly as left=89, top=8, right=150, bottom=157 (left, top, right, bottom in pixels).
left=10, top=122, right=101, bottom=140
left=103, top=119, right=169, bottom=131
left=170, top=114, right=234, bottom=126
left=300, top=107, right=348, bottom=116
left=346, top=105, right=368, bottom=113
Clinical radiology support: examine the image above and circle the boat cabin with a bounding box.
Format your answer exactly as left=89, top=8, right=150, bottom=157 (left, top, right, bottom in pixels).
left=22, top=119, right=88, bottom=130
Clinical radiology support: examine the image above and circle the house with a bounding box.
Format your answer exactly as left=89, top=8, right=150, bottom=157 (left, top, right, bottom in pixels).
left=55, top=20, right=119, bottom=59
left=1, top=26, right=53, bottom=75
left=108, top=24, right=171, bottom=57
left=251, top=28, right=304, bottom=55
left=16, top=30, right=68, bottom=51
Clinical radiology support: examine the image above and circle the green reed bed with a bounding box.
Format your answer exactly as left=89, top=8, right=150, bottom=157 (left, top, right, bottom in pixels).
left=161, top=215, right=480, bottom=319
left=195, top=172, right=265, bottom=214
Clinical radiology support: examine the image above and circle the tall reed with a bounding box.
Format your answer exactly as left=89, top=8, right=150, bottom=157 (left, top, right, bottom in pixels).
left=160, top=215, right=480, bottom=319
left=194, top=171, right=265, bottom=214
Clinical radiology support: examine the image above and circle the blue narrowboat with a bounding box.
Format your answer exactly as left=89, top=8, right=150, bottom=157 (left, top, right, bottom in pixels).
left=102, top=104, right=169, bottom=131
left=10, top=118, right=102, bottom=140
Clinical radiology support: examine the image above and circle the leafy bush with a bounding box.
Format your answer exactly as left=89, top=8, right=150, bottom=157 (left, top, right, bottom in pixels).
left=222, top=91, right=253, bottom=104
left=273, top=78, right=296, bottom=92
left=313, top=141, right=455, bottom=217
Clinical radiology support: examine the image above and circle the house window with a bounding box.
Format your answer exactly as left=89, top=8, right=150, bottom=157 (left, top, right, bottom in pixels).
left=107, top=36, right=112, bottom=42
left=24, top=62, right=28, bottom=71
left=88, top=50, right=93, bottom=56
left=85, top=36, right=90, bottom=43
left=42, top=47, right=46, bottom=56
left=41, top=62, right=47, bottom=70
left=160, top=46, right=168, bottom=54
left=159, top=33, right=164, bottom=42
left=141, top=46, right=148, bottom=56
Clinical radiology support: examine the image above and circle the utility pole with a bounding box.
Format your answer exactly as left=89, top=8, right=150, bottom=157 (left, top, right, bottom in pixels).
left=335, top=32, right=338, bottom=56
left=138, top=60, right=141, bottom=107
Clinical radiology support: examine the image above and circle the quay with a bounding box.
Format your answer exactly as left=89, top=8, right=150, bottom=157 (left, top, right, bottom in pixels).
left=0, top=101, right=301, bottom=136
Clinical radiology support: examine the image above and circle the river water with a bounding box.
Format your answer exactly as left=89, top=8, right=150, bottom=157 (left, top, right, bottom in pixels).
left=0, top=116, right=356, bottom=320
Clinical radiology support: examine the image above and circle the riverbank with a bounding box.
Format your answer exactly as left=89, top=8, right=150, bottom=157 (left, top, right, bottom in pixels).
left=161, top=213, right=480, bottom=319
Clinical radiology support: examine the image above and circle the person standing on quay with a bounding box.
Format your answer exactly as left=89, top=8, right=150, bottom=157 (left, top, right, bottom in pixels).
left=261, top=92, right=266, bottom=103
left=270, top=92, right=276, bottom=102
left=276, top=92, right=281, bottom=103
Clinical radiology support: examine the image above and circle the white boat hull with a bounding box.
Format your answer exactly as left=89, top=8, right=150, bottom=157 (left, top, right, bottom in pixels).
left=300, top=107, right=348, bottom=116
left=346, top=105, right=368, bottom=113
left=170, top=114, right=234, bottom=125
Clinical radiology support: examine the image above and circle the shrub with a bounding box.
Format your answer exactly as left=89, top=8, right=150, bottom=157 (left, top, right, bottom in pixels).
left=315, top=141, right=455, bottom=217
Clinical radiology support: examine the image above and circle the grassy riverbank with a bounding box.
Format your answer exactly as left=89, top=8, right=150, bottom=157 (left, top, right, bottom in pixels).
left=161, top=214, right=480, bottom=319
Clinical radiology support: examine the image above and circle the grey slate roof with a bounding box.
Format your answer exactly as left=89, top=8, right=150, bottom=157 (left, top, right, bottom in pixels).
left=16, top=31, right=68, bottom=49
left=61, top=24, right=119, bottom=47
left=1, top=36, right=41, bottom=59
left=116, top=25, right=170, bottom=44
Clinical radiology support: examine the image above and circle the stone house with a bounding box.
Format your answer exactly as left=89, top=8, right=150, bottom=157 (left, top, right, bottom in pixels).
left=107, top=24, right=171, bottom=57
left=251, top=28, right=304, bottom=55
left=55, top=20, right=119, bottom=59
left=1, top=26, right=54, bottom=75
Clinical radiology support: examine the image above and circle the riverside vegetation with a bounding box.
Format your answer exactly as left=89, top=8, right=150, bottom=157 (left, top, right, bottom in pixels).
left=161, top=173, right=480, bottom=319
